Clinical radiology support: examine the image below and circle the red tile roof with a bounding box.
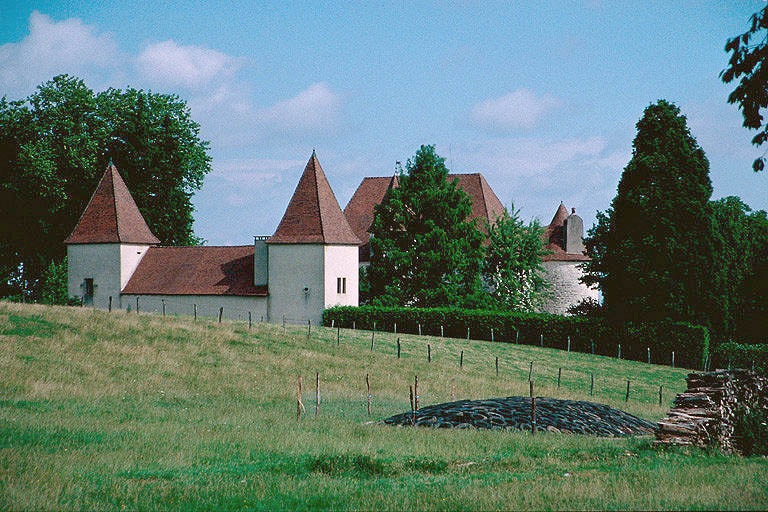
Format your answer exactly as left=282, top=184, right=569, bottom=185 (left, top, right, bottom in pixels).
left=542, top=203, right=590, bottom=262
left=121, top=246, right=267, bottom=296
left=269, top=152, right=361, bottom=245
left=64, top=163, right=160, bottom=245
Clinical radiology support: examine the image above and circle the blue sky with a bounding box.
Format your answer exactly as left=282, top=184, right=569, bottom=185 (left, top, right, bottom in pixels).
left=1, top=1, right=766, bottom=244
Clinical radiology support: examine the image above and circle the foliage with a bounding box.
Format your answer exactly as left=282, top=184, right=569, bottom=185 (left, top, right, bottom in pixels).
left=0, top=75, right=211, bottom=298
left=368, top=145, right=484, bottom=308
left=710, top=197, right=768, bottom=342
left=582, top=100, right=717, bottom=329
left=39, top=259, right=69, bottom=305
left=721, top=5, right=768, bottom=171
left=711, top=342, right=768, bottom=375
left=323, top=305, right=709, bottom=369
left=482, top=204, right=548, bottom=311
left=734, top=406, right=768, bottom=457
left=566, top=297, right=604, bottom=318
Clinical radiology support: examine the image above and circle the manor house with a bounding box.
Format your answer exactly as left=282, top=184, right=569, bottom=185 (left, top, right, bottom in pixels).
left=65, top=152, right=596, bottom=322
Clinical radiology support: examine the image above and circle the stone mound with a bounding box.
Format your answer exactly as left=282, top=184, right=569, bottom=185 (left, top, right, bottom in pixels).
left=381, top=397, right=656, bottom=437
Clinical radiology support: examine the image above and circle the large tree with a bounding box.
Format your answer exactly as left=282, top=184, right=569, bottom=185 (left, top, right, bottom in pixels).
left=368, top=145, right=484, bottom=307
left=582, top=100, right=717, bottom=327
left=0, top=75, right=211, bottom=298
left=482, top=205, right=548, bottom=311
left=722, top=5, right=768, bottom=171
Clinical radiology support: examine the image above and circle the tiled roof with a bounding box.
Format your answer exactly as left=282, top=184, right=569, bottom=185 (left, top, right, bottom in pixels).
left=121, top=246, right=267, bottom=296
left=343, top=173, right=506, bottom=259
left=269, top=152, right=361, bottom=245
left=64, top=163, right=160, bottom=245
left=542, top=203, right=590, bottom=262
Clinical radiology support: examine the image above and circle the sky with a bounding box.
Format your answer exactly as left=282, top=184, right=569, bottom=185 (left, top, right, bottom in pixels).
left=1, top=1, right=767, bottom=244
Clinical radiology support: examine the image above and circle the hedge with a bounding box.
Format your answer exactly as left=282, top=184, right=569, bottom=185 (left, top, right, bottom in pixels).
left=323, top=306, right=709, bottom=369
left=711, top=342, right=768, bottom=375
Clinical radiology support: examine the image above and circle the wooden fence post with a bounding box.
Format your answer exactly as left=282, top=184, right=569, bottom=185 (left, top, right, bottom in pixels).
left=136, top=296, right=139, bottom=314
left=672, top=351, right=675, bottom=368
left=427, top=344, right=431, bottom=362
left=394, top=322, right=397, bottom=334
left=567, top=336, right=571, bottom=352
left=529, top=361, right=533, bottom=381
left=414, top=375, right=419, bottom=411
left=530, top=380, right=536, bottom=435
left=460, top=350, right=464, bottom=368
left=108, top=296, right=112, bottom=312
left=467, top=327, right=470, bottom=340
left=194, top=304, right=197, bottom=321
left=450, top=378, right=455, bottom=401
left=218, top=307, right=223, bottom=323
left=337, top=326, right=340, bottom=345
left=162, top=299, right=165, bottom=318
left=491, top=328, right=494, bottom=343
left=591, top=339, right=594, bottom=354
left=397, top=337, right=401, bottom=359
left=315, top=372, right=320, bottom=417
left=366, top=373, right=371, bottom=418
left=658, top=385, right=663, bottom=406
left=418, top=323, right=421, bottom=336
left=590, top=373, right=594, bottom=396
left=353, top=320, right=356, bottom=330
left=540, top=333, right=543, bottom=347
left=331, top=319, right=334, bottom=328
left=625, top=380, right=631, bottom=402
left=370, top=331, right=375, bottom=351
left=647, top=347, right=651, bottom=364
left=248, top=312, right=252, bottom=329
left=495, top=356, right=499, bottom=377
left=409, top=385, right=415, bottom=424
left=617, top=344, right=621, bottom=359
left=515, top=330, right=519, bottom=344
left=307, top=319, right=311, bottom=337
left=297, top=375, right=304, bottom=421
left=440, top=325, right=444, bottom=337
left=557, top=368, right=562, bottom=389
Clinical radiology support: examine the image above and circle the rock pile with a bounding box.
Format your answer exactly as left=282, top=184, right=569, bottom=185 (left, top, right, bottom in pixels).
left=655, top=369, right=768, bottom=451
left=380, top=396, right=656, bottom=437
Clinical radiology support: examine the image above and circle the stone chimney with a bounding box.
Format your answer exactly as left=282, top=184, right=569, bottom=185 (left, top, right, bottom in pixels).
left=564, top=208, right=585, bottom=254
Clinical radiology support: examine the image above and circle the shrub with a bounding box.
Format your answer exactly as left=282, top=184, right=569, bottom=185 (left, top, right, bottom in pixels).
left=734, top=406, right=768, bottom=456
left=711, top=342, right=768, bottom=374
left=323, top=306, right=709, bottom=369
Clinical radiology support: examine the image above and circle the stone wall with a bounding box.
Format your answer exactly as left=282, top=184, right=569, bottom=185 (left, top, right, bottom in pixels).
left=655, top=370, right=768, bottom=452
left=539, top=261, right=599, bottom=315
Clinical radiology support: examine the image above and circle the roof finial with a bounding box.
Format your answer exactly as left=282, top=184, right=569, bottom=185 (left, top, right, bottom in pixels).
left=108, top=156, right=114, bottom=167
left=312, top=147, right=316, bottom=156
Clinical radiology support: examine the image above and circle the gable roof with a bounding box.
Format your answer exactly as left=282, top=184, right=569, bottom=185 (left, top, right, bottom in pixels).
left=542, top=203, right=590, bottom=262
left=343, top=172, right=506, bottom=248
left=268, top=152, right=361, bottom=245
left=64, top=163, right=160, bottom=245
left=121, top=246, right=267, bottom=296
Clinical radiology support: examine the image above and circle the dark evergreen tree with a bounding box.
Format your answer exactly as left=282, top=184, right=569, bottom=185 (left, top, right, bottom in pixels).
left=0, top=75, right=211, bottom=298
left=582, top=100, right=717, bottom=327
left=368, top=145, right=484, bottom=307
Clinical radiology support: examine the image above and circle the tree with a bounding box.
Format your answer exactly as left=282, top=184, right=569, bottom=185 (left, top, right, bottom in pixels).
left=721, top=5, right=768, bottom=171
left=0, top=75, right=211, bottom=298
left=368, top=145, right=484, bottom=307
left=482, top=204, right=548, bottom=311
left=582, top=100, right=717, bottom=327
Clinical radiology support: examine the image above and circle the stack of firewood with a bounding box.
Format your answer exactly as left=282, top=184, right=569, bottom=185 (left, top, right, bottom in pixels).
left=655, top=369, right=768, bottom=452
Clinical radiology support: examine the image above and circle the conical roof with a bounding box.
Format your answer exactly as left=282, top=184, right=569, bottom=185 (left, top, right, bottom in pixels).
left=269, top=152, right=361, bottom=245
left=64, top=163, right=160, bottom=245
left=548, top=202, right=569, bottom=228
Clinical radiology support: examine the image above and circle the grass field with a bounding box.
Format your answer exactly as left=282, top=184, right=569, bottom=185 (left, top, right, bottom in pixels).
left=1, top=301, right=766, bottom=510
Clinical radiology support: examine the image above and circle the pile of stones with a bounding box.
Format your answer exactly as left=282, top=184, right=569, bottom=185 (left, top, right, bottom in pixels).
left=380, top=396, right=656, bottom=437
left=655, top=369, right=768, bottom=452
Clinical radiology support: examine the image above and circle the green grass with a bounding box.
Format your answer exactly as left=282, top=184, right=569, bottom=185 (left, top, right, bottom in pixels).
left=0, top=301, right=765, bottom=510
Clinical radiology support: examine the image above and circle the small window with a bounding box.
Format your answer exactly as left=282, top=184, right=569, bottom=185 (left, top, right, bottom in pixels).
left=337, top=277, right=347, bottom=294
left=84, top=278, right=94, bottom=297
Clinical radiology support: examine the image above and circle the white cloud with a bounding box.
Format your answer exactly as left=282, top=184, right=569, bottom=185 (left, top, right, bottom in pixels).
left=212, top=158, right=305, bottom=182
left=0, top=11, right=120, bottom=98
left=136, top=40, right=242, bottom=90
left=258, top=82, right=342, bottom=134
left=470, top=88, right=560, bottom=131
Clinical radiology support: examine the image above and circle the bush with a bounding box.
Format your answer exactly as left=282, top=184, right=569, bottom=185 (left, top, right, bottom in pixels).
left=323, top=306, right=709, bottom=369
left=734, top=406, right=768, bottom=456
left=712, top=342, right=768, bottom=374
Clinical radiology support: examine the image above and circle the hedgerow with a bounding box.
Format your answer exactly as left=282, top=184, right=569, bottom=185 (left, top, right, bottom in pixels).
left=323, top=306, right=709, bottom=369
left=711, top=342, right=768, bottom=375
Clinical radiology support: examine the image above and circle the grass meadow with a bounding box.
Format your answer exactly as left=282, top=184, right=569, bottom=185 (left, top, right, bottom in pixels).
left=0, top=301, right=766, bottom=510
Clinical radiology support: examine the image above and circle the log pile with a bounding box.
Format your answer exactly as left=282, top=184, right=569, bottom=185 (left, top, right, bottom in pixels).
left=380, top=396, right=656, bottom=437
left=655, top=369, right=768, bottom=452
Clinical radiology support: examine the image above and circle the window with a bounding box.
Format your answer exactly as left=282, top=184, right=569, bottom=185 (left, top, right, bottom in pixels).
left=337, top=277, right=347, bottom=294
left=84, top=278, right=94, bottom=297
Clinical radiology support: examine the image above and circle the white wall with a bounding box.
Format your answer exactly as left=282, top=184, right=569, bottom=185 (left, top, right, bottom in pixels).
left=267, top=244, right=325, bottom=324
left=324, top=245, right=358, bottom=308
left=67, top=244, right=122, bottom=309
left=119, top=293, right=268, bottom=321
left=539, top=261, right=599, bottom=315
left=120, top=244, right=151, bottom=289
